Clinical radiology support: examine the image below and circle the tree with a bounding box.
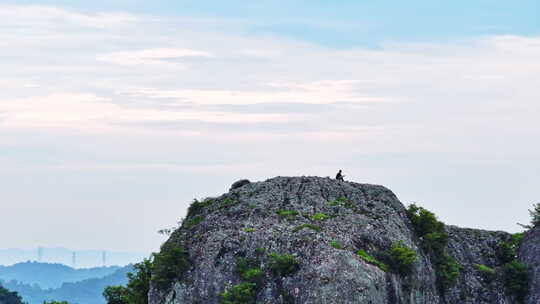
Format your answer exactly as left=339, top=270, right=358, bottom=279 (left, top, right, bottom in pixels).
left=103, top=286, right=129, bottom=304
left=125, top=259, right=153, bottom=304
left=103, top=259, right=153, bottom=304
left=0, top=285, right=24, bottom=304
left=529, top=203, right=540, bottom=228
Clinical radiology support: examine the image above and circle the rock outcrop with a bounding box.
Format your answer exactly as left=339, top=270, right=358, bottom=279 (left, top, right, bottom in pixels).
left=148, top=176, right=534, bottom=304
left=519, top=226, right=540, bottom=304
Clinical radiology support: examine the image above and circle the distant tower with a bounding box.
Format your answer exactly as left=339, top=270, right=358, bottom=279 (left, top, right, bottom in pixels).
left=102, top=251, right=107, bottom=267
left=38, top=247, right=43, bottom=262
left=72, top=252, right=77, bottom=268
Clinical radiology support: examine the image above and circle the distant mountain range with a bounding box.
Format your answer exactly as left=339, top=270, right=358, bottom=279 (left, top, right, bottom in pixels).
left=0, top=263, right=133, bottom=304
left=0, top=262, right=121, bottom=289
left=0, top=248, right=147, bottom=268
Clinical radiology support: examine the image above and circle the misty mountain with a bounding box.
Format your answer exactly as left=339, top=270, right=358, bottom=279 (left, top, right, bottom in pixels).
left=0, top=248, right=147, bottom=268
left=0, top=262, right=121, bottom=289
left=1, top=265, right=132, bottom=304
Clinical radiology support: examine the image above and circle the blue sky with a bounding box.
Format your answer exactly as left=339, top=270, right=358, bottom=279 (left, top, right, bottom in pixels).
left=5, top=0, right=540, bottom=47
left=0, top=1, right=539, bottom=254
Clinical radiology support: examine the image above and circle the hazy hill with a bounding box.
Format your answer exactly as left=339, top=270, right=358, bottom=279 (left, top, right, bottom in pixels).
left=1, top=265, right=132, bottom=304
left=0, top=262, right=120, bottom=289
left=0, top=248, right=146, bottom=268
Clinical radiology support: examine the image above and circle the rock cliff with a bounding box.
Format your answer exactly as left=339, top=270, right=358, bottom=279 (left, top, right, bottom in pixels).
left=148, top=176, right=535, bottom=304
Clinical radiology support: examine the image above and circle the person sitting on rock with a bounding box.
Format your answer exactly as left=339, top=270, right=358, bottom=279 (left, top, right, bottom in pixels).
left=336, top=170, right=345, bottom=181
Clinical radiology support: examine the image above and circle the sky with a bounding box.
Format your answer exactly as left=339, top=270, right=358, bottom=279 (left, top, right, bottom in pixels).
left=1, top=1, right=539, bottom=255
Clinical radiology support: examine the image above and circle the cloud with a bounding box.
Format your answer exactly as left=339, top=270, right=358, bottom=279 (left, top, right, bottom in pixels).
left=1, top=5, right=540, bottom=251
left=0, top=5, right=137, bottom=29
left=97, top=48, right=214, bottom=65
left=0, top=93, right=306, bottom=132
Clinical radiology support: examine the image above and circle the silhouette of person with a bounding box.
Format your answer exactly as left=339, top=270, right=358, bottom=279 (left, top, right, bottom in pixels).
left=336, top=170, right=344, bottom=181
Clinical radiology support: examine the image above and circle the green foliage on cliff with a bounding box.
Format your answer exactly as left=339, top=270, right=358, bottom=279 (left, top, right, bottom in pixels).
left=330, top=240, right=342, bottom=249
left=474, top=264, right=496, bottom=281
left=126, top=259, right=153, bottom=304
left=44, top=301, right=70, bottom=304
left=219, top=282, right=257, bottom=304
left=292, top=223, right=322, bottom=232
left=329, top=197, right=348, bottom=206
left=152, top=242, right=190, bottom=290
left=311, top=213, right=331, bottom=221
left=385, top=241, right=417, bottom=276
left=183, top=215, right=204, bottom=229
left=407, top=204, right=444, bottom=238
left=103, top=285, right=130, bottom=304
left=406, top=203, right=460, bottom=291
left=502, top=260, right=529, bottom=303
left=104, top=240, right=190, bottom=304
left=235, top=257, right=265, bottom=287
left=434, top=254, right=461, bottom=290
left=104, top=259, right=153, bottom=304
left=219, top=197, right=238, bottom=209
left=0, top=286, right=23, bottom=304
left=276, top=210, right=299, bottom=220
left=498, top=232, right=524, bottom=264
left=357, top=250, right=389, bottom=272
left=186, top=198, right=213, bottom=218
left=529, top=203, right=540, bottom=228
left=268, top=253, right=299, bottom=276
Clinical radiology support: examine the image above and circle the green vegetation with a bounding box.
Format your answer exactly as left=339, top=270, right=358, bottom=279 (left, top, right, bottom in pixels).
left=219, top=257, right=265, bottom=303
left=152, top=242, right=190, bottom=291
left=406, top=204, right=460, bottom=291
left=498, top=233, right=525, bottom=264
left=502, top=260, right=529, bottom=303
left=104, top=259, right=153, bottom=304
left=235, top=258, right=259, bottom=276
left=330, top=240, right=342, bottom=249
left=357, top=249, right=389, bottom=272
left=385, top=241, right=417, bottom=276
left=268, top=253, right=300, bottom=276
left=474, top=264, right=496, bottom=281
left=220, top=197, right=238, bottom=209
left=183, top=215, right=204, bottom=229
left=0, top=286, right=23, bottom=304
left=255, top=247, right=266, bottom=254
left=103, top=286, right=129, bottom=304
left=241, top=268, right=265, bottom=285
left=44, top=302, right=70, bottom=304
left=104, top=241, right=190, bottom=304
left=407, top=204, right=444, bottom=237
left=276, top=210, right=299, bottom=220
left=125, top=259, right=153, bottom=304
left=329, top=197, right=348, bottom=206
left=219, top=282, right=257, bottom=304
left=434, top=254, right=461, bottom=290
left=311, top=213, right=331, bottom=221
left=529, top=203, right=540, bottom=228
left=495, top=234, right=529, bottom=303
left=186, top=198, right=213, bottom=217
left=243, top=228, right=256, bottom=233
left=235, top=257, right=264, bottom=285
left=292, top=223, right=322, bottom=232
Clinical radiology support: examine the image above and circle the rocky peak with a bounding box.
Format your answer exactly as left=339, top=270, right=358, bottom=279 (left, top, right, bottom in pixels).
left=148, top=176, right=535, bottom=304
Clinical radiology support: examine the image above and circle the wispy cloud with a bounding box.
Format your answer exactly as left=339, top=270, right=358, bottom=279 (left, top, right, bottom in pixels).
left=1, top=5, right=540, bottom=251
left=97, top=48, right=214, bottom=65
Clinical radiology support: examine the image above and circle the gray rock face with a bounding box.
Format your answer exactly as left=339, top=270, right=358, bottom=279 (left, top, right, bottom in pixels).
left=445, top=226, right=512, bottom=303
left=229, top=179, right=251, bottom=191
left=519, top=226, right=540, bottom=304
left=148, top=176, right=530, bottom=304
